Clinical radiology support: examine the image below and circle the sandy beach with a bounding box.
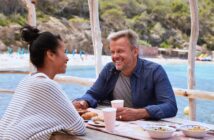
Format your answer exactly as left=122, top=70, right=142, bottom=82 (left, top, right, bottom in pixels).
left=0, top=53, right=213, bottom=71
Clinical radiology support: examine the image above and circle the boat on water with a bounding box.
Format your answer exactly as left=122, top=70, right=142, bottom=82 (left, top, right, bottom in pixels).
left=196, top=54, right=213, bottom=61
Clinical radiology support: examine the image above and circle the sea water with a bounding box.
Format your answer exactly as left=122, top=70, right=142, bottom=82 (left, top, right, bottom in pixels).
left=0, top=63, right=214, bottom=124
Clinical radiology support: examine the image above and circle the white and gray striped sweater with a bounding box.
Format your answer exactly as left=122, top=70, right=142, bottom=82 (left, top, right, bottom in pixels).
left=0, top=73, right=86, bottom=140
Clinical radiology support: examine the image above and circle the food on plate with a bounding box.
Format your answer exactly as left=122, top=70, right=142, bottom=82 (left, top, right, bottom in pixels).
left=92, top=116, right=104, bottom=122
left=144, top=125, right=175, bottom=139
left=91, top=116, right=104, bottom=124
left=88, top=120, right=105, bottom=127
left=151, top=127, right=168, bottom=132
left=187, top=125, right=206, bottom=131
left=146, top=126, right=173, bottom=132
left=77, top=109, right=89, bottom=115
left=179, top=125, right=209, bottom=138
left=81, top=111, right=98, bottom=120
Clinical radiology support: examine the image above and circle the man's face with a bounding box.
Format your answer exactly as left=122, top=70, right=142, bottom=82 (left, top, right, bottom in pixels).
left=110, top=37, right=138, bottom=76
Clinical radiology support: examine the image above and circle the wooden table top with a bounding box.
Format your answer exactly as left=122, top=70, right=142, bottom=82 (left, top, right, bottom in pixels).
left=50, top=128, right=131, bottom=140
left=50, top=108, right=214, bottom=140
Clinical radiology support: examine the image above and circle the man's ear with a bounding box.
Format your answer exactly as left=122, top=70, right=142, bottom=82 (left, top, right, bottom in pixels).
left=134, top=47, right=139, bottom=56
left=46, top=50, right=55, bottom=61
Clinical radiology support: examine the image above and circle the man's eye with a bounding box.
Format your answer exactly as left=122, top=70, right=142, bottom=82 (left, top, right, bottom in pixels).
left=118, top=50, right=121, bottom=53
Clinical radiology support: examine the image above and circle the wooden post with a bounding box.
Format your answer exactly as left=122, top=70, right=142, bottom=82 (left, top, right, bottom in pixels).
left=22, top=0, right=36, bottom=26
left=22, top=0, right=37, bottom=72
left=188, top=0, right=199, bottom=121
left=28, top=1, right=36, bottom=26
left=88, top=0, right=103, bottom=78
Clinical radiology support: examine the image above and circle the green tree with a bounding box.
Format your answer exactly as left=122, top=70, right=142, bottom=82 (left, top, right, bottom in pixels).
left=101, top=9, right=127, bottom=30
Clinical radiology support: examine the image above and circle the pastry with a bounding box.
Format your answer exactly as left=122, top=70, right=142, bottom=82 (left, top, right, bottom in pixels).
left=77, top=109, right=89, bottom=115
left=81, top=111, right=98, bottom=120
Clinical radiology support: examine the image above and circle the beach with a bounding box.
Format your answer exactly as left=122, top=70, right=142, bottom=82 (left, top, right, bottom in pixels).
left=1, top=52, right=213, bottom=71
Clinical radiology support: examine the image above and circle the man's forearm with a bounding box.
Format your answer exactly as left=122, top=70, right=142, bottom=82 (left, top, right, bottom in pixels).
left=135, top=108, right=150, bottom=119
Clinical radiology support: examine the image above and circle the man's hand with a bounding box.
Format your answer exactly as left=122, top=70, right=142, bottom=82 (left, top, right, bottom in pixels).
left=116, top=107, right=150, bottom=121
left=72, top=100, right=89, bottom=110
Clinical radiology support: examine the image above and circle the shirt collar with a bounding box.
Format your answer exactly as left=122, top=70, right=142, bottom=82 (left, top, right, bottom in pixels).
left=132, top=57, right=143, bottom=78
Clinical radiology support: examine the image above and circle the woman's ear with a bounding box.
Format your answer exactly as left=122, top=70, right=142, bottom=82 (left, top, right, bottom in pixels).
left=46, top=50, right=55, bottom=61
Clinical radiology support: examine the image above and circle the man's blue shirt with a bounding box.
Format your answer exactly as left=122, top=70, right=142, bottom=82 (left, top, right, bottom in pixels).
left=77, top=58, right=177, bottom=119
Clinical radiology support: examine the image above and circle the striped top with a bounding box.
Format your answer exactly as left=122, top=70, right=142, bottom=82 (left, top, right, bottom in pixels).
left=0, top=73, right=86, bottom=140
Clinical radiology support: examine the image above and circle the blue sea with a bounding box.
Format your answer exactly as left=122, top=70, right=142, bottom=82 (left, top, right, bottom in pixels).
left=0, top=63, right=214, bottom=124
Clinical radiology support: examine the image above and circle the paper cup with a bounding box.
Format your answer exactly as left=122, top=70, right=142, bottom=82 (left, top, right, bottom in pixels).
left=102, top=108, right=116, bottom=132
left=111, top=100, right=124, bottom=108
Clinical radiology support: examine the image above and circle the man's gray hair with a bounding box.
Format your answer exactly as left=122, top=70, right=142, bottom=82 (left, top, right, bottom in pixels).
left=107, top=29, right=139, bottom=47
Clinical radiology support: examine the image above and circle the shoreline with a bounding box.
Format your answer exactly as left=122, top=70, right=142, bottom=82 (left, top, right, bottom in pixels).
left=0, top=53, right=213, bottom=70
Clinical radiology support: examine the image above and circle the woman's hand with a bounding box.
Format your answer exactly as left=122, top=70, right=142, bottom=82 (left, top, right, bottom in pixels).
left=72, top=100, right=89, bottom=110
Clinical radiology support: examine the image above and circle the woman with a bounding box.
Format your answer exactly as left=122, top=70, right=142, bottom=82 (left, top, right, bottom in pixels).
left=0, top=25, right=86, bottom=140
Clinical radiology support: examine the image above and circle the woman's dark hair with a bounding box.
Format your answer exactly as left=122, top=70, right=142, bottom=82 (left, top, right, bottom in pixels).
left=21, top=25, right=62, bottom=68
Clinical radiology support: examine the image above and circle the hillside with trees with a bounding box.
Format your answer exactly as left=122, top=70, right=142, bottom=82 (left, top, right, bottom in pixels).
left=0, top=0, right=213, bottom=54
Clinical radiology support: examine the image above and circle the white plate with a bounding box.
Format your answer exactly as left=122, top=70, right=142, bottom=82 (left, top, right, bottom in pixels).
left=84, top=119, right=91, bottom=122
left=179, top=125, right=209, bottom=138
left=144, top=125, right=176, bottom=139
left=88, top=120, right=105, bottom=127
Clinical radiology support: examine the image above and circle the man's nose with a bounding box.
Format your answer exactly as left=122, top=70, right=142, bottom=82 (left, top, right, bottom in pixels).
left=112, top=52, right=119, bottom=58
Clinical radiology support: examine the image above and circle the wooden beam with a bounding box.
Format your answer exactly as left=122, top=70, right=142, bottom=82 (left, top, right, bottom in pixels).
left=1, top=79, right=214, bottom=101
left=0, top=71, right=30, bottom=74
left=188, top=0, right=199, bottom=121
left=174, top=88, right=214, bottom=100
left=0, top=71, right=213, bottom=101
left=0, top=88, right=14, bottom=94
left=21, top=0, right=37, bottom=73
left=88, top=0, right=103, bottom=78
left=54, top=75, right=95, bottom=86
left=23, top=0, right=36, bottom=26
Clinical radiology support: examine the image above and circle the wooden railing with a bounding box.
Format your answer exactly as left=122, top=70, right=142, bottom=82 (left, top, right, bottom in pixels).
left=1, top=71, right=214, bottom=120
left=0, top=71, right=29, bottom=74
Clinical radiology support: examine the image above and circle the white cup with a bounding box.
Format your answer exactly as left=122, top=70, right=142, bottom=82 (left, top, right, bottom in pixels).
left=102, top=108, right=116, bottom=132
left=111, top=100, right=124, bottom=109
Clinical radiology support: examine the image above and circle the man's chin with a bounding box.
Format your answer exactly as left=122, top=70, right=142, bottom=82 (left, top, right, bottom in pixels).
left=115, top=66, right=122, bottom=71
left=113, top=63, right=123, bottom=70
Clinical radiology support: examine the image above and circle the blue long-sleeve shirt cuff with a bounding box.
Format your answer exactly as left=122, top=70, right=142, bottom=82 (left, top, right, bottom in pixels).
left=145, top=105, right=165, bottom=120
left=75, top=94, right=98, bottom=108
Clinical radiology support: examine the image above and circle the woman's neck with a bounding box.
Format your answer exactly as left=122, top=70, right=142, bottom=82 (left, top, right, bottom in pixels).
left=37, top=67, right=56, bottom=79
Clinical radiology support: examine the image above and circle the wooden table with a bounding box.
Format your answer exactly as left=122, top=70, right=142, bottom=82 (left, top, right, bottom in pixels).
left=50, top=108, right=214, bottom=140
left=51, top=129, right=130, bottom=140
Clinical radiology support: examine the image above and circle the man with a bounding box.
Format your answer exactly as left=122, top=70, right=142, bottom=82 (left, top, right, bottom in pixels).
left=73, top=30, right=177, bottom=121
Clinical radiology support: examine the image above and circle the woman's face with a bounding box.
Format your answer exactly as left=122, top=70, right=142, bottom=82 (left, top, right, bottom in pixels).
left=52, top=40, right=69, bottom=74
